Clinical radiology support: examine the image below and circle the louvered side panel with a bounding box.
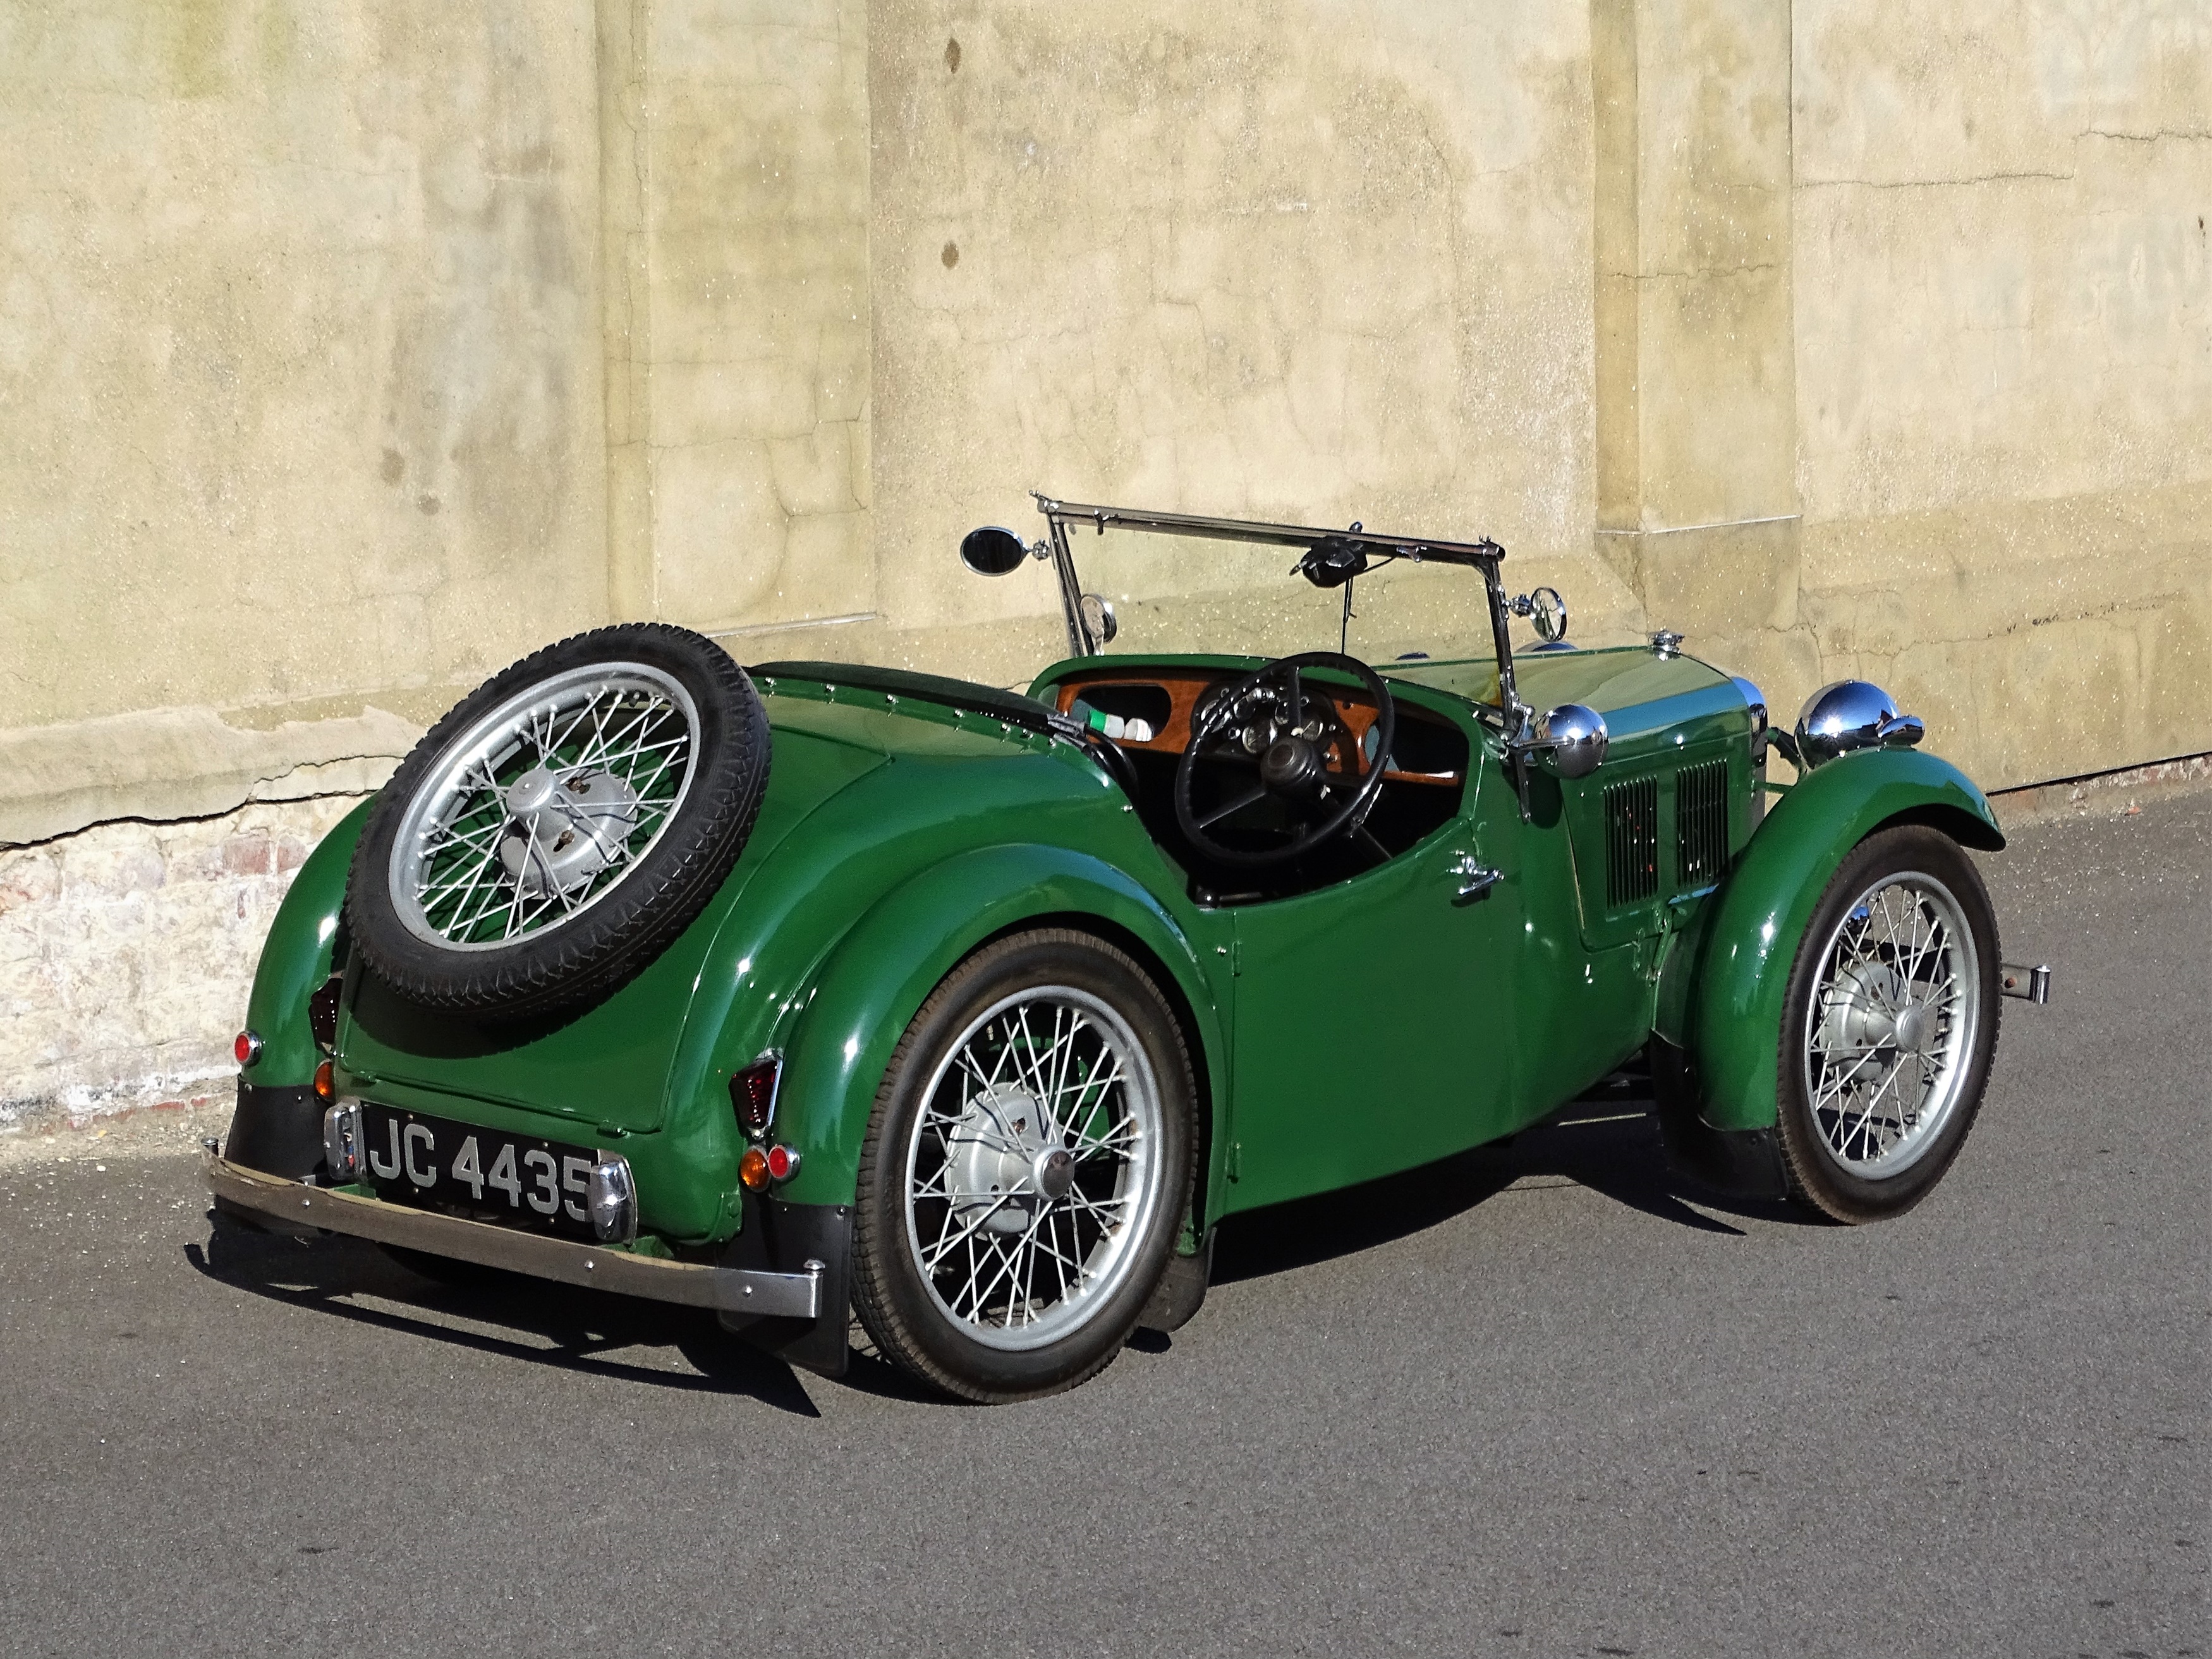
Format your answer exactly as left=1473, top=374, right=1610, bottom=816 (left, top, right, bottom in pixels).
left=1603, top=775, right=1659, bottom=907
left=1675, top=758, right=1730, bottom=886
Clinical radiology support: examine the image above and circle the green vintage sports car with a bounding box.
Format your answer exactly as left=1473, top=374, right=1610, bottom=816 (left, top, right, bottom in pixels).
left=207, top=495, right=2051, bottom=1401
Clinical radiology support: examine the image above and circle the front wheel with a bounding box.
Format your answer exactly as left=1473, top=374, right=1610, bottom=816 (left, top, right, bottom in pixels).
left=1777, top=825, right=2001, bottom=1222
left=850, top=930, right=1196, bottom=1402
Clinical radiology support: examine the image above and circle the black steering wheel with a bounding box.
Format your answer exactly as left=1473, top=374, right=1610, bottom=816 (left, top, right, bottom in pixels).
left=1172, top=652, right=1397, bottom=868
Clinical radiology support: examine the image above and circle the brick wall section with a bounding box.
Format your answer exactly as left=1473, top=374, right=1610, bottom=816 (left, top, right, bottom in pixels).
left=0, top=797, right=365, bottom=1127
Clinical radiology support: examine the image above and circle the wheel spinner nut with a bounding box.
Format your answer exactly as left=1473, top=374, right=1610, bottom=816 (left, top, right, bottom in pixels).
left=1893, top=1003, right=1931, bottom=1052
left=1035, top=1146, right=1074, bottom=1201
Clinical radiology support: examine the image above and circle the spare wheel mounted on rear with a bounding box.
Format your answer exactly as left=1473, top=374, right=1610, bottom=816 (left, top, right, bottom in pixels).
left=346, top=623, right=770, bottom=1023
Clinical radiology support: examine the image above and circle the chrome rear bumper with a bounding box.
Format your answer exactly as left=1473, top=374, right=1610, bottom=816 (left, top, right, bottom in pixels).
left=204, top=1153, right=821, bottom=1318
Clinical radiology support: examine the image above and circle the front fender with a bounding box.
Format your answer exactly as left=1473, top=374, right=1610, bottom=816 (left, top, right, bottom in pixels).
left=1670, top=749, right=2003, bottom=1131
left=767, top=844, right=1227, bottom=1209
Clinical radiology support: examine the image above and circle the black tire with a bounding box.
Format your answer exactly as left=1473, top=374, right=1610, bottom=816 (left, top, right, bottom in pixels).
left=1775, top=825, right=2001, bottom=1222
left=850, top=930, right=1198, bottom=1402
left=346, top=624, right=770, bottom=1022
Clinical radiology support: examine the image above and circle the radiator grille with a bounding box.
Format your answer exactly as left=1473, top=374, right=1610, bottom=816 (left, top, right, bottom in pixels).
left=1603, top=775, right=1660, bottom=907
left=1676, top=758, right=1730, bottom=886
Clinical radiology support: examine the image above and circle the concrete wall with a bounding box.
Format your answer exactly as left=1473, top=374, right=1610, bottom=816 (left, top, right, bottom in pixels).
left=1, top=795, right=365, bottom=1121
left=602, top=0, right=875, bottom=633
left=1790, top=0, right=2211, bottom=784
left=3, top=0, right=2206, bottom=1123
left=862, top=0, right=1637, bottom=681
left=0, top=0, right=612, bottom=843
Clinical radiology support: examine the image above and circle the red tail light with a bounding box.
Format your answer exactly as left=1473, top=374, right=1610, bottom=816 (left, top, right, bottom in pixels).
left=729, top=1052, right=782, bottom=1137
left=234, top=1030, right=263, bottom=1067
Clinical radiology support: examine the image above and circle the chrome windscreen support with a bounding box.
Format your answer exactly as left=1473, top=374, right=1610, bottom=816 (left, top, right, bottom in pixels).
left=1043, top=514, right=1095, bottom=657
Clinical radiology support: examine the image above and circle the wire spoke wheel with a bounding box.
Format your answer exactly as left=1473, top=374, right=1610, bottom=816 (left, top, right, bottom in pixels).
left=388, top=664, right=701, bottom=950
left=1802, top=873, right=1979, bottom=1177
left=853, top=930, right=1195, bottom=1401
left=1776, top=825, right=2000, bottom=1222
left=904, top=987, right=1165, bottom=1351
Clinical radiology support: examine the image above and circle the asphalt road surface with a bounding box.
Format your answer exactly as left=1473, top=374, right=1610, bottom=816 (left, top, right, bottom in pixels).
left=2, top=794, right=2204, bottom=1659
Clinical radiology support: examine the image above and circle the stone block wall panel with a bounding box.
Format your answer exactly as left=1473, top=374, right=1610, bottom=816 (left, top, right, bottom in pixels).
left=865, top=0, right=1646, bottom=663
left=1790, top=0, right=2211, bottom=785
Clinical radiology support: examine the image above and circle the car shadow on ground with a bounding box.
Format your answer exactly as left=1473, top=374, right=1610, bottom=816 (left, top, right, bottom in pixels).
left=1212, top=1072, right=1819, bottom=1287
left=185, top=1217, right=827, bottom=1416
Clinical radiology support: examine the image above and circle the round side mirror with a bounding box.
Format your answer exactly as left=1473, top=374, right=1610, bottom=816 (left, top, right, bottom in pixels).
left=1079, top=593, right=1118, bottom=646
left=1510, top=586, right=1570, bottom=644
left=1538, top=703, right=1608, bottom=780
left=960, top=526, right=1031, bottom=576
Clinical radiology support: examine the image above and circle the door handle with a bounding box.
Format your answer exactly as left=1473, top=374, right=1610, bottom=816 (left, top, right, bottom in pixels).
left=1448, top=852, right=1500, bottom=904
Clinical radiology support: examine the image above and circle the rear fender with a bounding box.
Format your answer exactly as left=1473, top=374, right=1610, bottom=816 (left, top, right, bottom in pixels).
left=240, top=800, right=373, bottom=1088
left=1661, top=750, right=2003, bottom=1131
left=765, top=845, right=1227, bottom=1213
left=225, top=799, right=372, bottom=1177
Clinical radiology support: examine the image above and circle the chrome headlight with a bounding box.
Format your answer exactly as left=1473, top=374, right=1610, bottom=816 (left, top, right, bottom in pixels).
left=1794, top=680, right=1925, bottom=768
left=1537, top=703, right=1609, bottom=780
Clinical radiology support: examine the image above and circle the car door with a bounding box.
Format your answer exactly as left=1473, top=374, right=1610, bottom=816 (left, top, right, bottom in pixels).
left=1220, top=746, right=1524, bottom=1213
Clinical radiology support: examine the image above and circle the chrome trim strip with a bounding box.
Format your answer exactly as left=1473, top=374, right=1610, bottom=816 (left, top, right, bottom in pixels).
left=204, top=1154, right=821, bottom=1319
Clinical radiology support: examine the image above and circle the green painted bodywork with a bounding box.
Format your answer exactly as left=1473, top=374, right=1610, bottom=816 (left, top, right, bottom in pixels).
left=238, top=640, right=2003, bottom=1254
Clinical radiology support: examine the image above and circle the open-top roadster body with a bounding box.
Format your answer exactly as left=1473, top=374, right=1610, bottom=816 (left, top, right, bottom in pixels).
left=208, top=497, right=2048, bottom=1400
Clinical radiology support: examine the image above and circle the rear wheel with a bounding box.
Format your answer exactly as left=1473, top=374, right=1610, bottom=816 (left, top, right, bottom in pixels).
left=1776, top=825, right=2000, bottom=1222
left=850, top=930, right=1196, bottom=1402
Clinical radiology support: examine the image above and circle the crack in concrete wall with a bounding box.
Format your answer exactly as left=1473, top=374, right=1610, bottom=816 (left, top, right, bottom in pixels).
left=0, top=705, right=419, bottom=848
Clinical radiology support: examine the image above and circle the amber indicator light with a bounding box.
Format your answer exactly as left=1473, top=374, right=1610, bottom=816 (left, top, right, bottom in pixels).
left=313, top=1059, right=334, bottom=1102
left=739, top=1146, right=770, bottom=1191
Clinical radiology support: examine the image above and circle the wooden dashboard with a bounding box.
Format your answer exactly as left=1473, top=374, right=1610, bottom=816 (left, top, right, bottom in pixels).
left=1048, top=669, right=1466, bottom=787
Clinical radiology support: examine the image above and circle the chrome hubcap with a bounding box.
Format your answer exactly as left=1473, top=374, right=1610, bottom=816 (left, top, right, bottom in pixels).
left=495, top=766, right=643, bottom=899
left=904, top=988, right=1164, bottom=1351
left=1802, top=872, right=1980, bottom=1177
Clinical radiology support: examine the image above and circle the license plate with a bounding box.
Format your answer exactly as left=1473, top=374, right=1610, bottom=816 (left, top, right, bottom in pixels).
left=358, top=1103, right=602, bottom=1244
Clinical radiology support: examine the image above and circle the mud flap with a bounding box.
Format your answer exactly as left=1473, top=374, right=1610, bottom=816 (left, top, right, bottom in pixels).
left=719, top=1197, right=853, bottom=1379
left=1138, top=1231, right=1213, bottom=1334
left=224, top=1079, right=326, bottom=1181
left=1650, top=1038, right=1789, bottom=1201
